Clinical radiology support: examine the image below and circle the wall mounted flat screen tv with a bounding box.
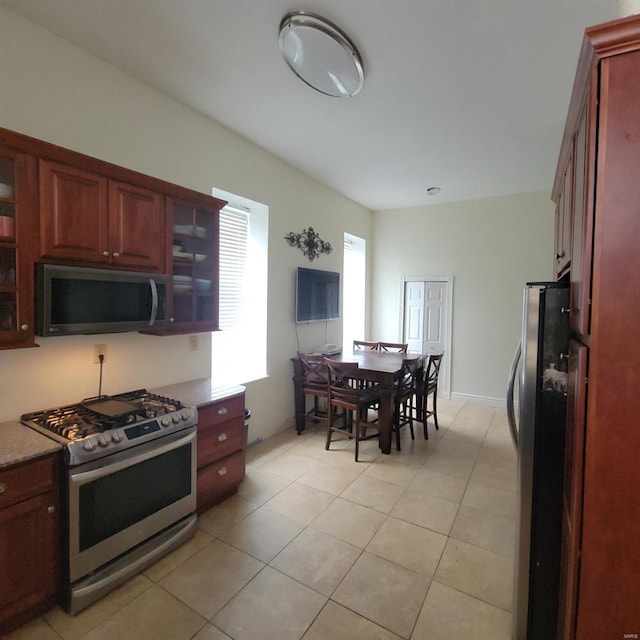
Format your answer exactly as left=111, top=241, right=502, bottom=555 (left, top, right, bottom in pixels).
left=296, top=267, right=340, bottom=323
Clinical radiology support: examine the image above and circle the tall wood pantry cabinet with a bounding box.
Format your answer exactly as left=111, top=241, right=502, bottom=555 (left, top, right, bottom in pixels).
left=552, top=15, right=640, bottom=640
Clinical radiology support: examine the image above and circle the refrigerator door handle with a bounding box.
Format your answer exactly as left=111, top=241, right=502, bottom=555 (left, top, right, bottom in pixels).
left=507, top=342, right=521, bottom=449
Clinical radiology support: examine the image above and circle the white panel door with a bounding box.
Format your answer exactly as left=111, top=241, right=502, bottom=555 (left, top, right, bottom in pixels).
left=402, top=278, right=451, bottom=397
left=403, top=281, right=425, bottom=354
left=424, top=281, right=447, bottom=355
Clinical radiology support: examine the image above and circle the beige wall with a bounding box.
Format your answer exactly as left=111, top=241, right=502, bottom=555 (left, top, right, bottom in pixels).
left=0, top=8, right=556, bottom=428
left=371, top=192, right=554, bottom=402
left=0, top=9, right=372, bottom=438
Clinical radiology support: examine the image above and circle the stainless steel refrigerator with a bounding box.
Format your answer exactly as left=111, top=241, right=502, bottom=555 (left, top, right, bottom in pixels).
left=506, top=282, right=569, bottom=640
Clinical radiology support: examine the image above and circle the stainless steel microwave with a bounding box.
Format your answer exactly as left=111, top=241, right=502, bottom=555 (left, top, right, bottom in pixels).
left=35, top=263, right=169, bottom=336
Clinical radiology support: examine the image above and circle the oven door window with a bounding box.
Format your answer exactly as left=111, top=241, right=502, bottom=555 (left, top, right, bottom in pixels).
left=78, top=444, right=192, bottom=552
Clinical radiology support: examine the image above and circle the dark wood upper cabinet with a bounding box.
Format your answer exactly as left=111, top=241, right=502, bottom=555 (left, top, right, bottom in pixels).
left=0, top=147, right=38, bottom=349
left=39, top=160, right=164, bottom=272
left=554, top=150, right=573, bottom=278
left=568, top=93, right=595, bottom=336
left=143, top=196, right=222, bottom=334
left=107, top=180, right=165, bottom=271
left=0, top=126, right=229, bottom=346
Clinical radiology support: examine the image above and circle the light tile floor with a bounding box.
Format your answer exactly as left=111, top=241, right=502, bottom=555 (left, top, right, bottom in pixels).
left=9, top=399, right=516, bottom=640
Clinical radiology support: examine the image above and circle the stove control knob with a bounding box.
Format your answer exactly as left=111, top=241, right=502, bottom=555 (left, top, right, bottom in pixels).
left=83, top=439, right=97, bottom=451
left=171, top=414, right=181, bottom=424
left=97, top=435, right=110, bottom=447
left=161, top=418, right=171, bottom=427
left=111, top=431, right=123, bottom=443
left=181, top=410, right=190, bottom=421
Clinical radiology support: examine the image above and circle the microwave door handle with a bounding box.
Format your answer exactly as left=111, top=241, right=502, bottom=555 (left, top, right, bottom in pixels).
left=149, top=278, right=158, bottom=326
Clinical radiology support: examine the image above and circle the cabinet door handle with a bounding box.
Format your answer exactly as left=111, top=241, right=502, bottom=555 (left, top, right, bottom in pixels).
left=0, top=482, right=6, bottom=494
left=102, top=250, right=110, bottom=257
left=217, top=466, right=228, bottom=477
left=217, top=407, right=228, bottom=416
left=113, top=252, right=120, bottom=258
left=217, top=433, right=228, bottom=442
left=20, top=324, right=29, bottom=331
left=47, top=506, right=55, bottom=514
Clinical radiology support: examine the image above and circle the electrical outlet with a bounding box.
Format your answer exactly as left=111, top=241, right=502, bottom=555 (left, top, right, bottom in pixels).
left=93, top=344, right=107, bottom=364
left=188, top=335, right=198, bottom=351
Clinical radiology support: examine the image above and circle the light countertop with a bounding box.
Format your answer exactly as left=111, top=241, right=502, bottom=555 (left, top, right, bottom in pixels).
left=0, top=420, right=62, bottom=469
left=151, top=378, right=245, bottom=408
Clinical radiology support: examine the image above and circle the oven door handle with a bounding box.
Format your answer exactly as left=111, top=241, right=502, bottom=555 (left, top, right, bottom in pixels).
left=70, top=428, right=195, bottom=485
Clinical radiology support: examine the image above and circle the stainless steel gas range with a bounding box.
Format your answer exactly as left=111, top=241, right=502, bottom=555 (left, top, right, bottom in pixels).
left=21, top=389, right=198, bottom=615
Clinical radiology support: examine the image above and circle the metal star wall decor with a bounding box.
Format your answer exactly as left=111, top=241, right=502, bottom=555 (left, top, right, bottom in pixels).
left=284, top=226, right=333, bottom=261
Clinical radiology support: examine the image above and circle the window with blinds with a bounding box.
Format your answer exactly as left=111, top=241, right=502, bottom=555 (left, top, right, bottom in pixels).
left=211, top=189, right=267, bottom=386
left=218, top=206, right=249, bottom=331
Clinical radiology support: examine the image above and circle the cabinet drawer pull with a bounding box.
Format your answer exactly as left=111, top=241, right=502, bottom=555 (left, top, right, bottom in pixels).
left=20, top=324, right=29, bottom=331
left=217, top=433, right=228, bottom=442
left=0, top=482, right=6, bottom=494
left=217, top=466, right=228, bottom=477
left=217, top=407, right=228, bottom=416
left=47, top=506, right=55, bottom=514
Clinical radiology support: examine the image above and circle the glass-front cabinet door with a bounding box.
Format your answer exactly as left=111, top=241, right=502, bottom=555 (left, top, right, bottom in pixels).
left=0, top=148, right=36, bottom=349
left=157, top=196, right=220, bottom=334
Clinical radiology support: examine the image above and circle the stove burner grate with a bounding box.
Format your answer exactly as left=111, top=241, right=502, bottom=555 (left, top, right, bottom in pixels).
left=21, top=389, right=186, bottom=442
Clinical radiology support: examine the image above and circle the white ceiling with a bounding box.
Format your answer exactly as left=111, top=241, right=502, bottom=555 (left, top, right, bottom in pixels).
left=2, top=0, right=616, bottom=210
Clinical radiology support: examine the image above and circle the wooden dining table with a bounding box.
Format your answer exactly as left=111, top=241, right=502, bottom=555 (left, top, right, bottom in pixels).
left=292, top=350, right=427, bottom=455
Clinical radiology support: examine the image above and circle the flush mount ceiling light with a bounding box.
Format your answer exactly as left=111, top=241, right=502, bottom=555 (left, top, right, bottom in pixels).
left=278, top=11, right=364, bottom=97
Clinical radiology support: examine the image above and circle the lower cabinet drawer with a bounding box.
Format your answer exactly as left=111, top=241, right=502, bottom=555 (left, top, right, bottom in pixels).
left=196, top=450, right=245, bottom=513
left=0, top=455, right=57, bottom=510
left=197, top=418, right=244, bottom=468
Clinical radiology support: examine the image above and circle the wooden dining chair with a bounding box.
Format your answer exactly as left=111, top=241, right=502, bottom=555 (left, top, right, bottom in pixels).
left=297, top=352, right=330, bottom=431
left=379, top=341, right=408, bottom=353
left=392, top=357, right=418, bottom=451
left=325, top=358, right=381, bottom=461
left=353, top=339, right=379, bottom=351
left=413, top=353, right=443, bottom=439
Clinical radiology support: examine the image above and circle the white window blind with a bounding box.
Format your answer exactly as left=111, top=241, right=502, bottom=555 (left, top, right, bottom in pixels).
left=212, top=189, right=267, bottom=386
left=218, top=206, right=249, bottom=330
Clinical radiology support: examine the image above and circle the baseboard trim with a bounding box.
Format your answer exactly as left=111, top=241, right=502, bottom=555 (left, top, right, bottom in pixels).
left=450, top=392, right=507, bottom=409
